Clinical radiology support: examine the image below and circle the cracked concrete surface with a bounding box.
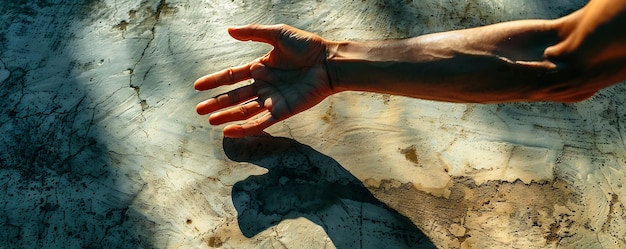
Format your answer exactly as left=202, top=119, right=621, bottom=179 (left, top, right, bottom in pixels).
left=2, top=0, right=625, bottom=248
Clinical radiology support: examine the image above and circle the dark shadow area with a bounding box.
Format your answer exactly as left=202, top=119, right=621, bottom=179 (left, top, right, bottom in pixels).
left=0, top=1, right=141, bottom=248
left=224, top=135, right=436, bottom=249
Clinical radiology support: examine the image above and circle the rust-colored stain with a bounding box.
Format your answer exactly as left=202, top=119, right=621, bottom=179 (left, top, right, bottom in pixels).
left=400, top=145, right=419, bottom=164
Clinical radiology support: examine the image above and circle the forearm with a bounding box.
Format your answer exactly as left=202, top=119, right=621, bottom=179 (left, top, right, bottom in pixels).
left=326, top=19, right=579, bottom=103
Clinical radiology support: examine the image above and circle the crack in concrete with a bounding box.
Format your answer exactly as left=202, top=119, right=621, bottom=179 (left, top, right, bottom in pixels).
left=283, top=122, right=295, bottom=139
left=129, top=0, right=168, bottom=112
left=601, top=193, right=619, bottom=232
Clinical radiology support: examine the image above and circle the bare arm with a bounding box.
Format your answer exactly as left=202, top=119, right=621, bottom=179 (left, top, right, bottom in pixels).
left=195, top=0, right=626, bottom=137
left=327, top=20, right=566, bottom=103
left=327, top=1, right=626, bottom=103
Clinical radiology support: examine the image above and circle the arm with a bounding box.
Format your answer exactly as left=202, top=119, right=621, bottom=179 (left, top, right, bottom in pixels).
left=328, top=1, right=626, bottom=103
left=195, top=0, right=626, bottom=138
left=327, top=20, right=568, bottom=103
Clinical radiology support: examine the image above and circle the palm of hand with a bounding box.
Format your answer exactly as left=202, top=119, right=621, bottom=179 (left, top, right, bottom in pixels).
left=256, top=65, right=331, bottom=118
left=194, top=24, right=334, bottom=138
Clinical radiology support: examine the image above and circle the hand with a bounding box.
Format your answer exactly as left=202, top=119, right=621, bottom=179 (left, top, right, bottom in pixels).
left=195, top=24, right=335, bottom=138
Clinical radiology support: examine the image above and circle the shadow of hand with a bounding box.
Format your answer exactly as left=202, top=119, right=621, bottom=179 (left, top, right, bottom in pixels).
left=224, top=135, right=435, bottom=249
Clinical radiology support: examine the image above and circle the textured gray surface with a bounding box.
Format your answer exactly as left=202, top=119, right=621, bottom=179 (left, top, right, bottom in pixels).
left=2, top=0, right=625, bottom=248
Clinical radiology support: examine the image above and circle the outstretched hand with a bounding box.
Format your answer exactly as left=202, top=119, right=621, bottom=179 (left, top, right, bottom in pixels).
left=195, top=24, right=335, bottom=138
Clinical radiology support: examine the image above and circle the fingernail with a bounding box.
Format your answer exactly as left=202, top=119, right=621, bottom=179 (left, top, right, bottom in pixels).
left=228, top=25, right=244, bottom=31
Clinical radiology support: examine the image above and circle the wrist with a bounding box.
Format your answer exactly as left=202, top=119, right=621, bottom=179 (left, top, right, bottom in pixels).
left=325, top=39, right=400, bottom=93
left=323, top=40, right=346, bottom=93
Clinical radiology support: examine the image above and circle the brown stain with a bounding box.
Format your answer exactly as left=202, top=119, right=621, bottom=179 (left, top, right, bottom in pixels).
left=546, top=222, right=560, bottom=243
left=460, top=104, right=476, bottom=121
left=601, top=193, right=620, bottom=232
left=154, top=0, right=177, bottom=19
left=381, top=94, right=391, bottom=105
left=400, top=145, right=419, bottom=164
left=117, top=1, right=177, bottom=32
left=205, top=236, right=223, bottom=248
left=114, top=20, right=129, bottom=31
left=186, top=219, right=192, bottom=225
left=369, top=177, right=580, bottom=247
left=321, top=104, right=336, bottom=124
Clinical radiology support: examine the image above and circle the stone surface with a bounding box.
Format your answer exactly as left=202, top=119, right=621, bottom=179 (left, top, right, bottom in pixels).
left=2, top=0, right=625, bottom=248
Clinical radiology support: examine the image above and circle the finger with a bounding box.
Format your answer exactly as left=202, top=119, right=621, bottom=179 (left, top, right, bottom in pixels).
left=196, top=84, right=257, bottom=115
left=194, top=62, right=255, bottom=91
left=223, top=113, right=279, bottom=138
left=208, top=99, right=265, bottom=125
left=228, top=24, right=290, bottom=47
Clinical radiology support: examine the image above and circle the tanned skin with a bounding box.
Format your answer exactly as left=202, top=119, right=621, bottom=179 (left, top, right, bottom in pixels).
left=195, top=0, right=626, bottom=138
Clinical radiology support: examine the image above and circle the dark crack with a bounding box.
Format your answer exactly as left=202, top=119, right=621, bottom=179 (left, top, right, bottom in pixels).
left=128, top=0, right=169, bottom=112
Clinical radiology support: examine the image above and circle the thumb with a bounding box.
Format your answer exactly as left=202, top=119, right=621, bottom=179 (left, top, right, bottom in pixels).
left=228, top=24, right=287, bottom=46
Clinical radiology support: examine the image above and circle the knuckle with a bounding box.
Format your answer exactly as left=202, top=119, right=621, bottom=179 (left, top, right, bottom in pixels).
left=226, top=68, right=234, bottom=82
left=238, top=105, right=248, bottom=116
left=214, top=94, right=226, bottom=105
left=276, top=23, right=288, bottom=30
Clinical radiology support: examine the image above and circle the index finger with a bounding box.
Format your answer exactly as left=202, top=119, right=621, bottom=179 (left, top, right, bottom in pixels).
left=228, top=24, right=285, bottom=46
left=194, top=62, right=255, bottom=91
